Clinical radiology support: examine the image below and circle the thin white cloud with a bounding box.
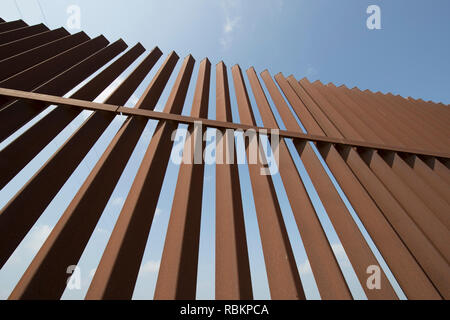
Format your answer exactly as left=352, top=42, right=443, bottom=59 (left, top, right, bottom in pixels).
left=129, top=94, right=140, bottom=106
left=94, top=227, right=108, bottom=234
left=224, top=16, right=240, bottom=34
left=111, top=196, right=124, bottom=207
left=140, top=260, right=160, bottom=274
left=331, top=242, right=352, bottom=268
left=219, top=0, right=242, bottom=49
left=94, top=77, right=124, bottom=103
left=331, top=242, right=345, bottom=257
left=89, top=268, right=96, bottom=277
left=299, top=259, right=312, bottom=275
left=25, top=224, right=51, bottom=252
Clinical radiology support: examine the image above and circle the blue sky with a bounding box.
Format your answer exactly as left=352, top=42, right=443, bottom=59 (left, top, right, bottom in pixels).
left=0, top=0, right=448, bottom=300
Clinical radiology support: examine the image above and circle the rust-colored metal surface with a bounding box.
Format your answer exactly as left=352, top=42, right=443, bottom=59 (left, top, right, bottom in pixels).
left=0, top=39, right=130, bottom=189
left=232, top=65, right=305, bottom=300
left=86, top=54, right=194, bottom=299
left=0, top=24, right=50, bottom=47
left=274, top=73, right=397, bottom=300
left=214, top=62, right=253, bottom=300
left=254, top=69, right=351, bottom=300
left=154, top=58, right=211, bottom=299
left=0, top=35, right=110, bottom=140
left=0, top=27, right=69, bottom=61
left=0, top=18, right=449, bottom=300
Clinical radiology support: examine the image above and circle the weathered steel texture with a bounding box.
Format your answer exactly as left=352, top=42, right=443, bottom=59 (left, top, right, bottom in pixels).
left=294, top=77, right=449, bottom=298
left=297, top=78, right=450, bottom=291
left=254, top=69, right=352, bottom=300
left=333, top=85, right=411, bottom=147
left=0, top=27, right=69, bottom=61
left=380, top=91, right=448, bottom=150
left=3, top=87, right=448, bottom=160
left=308, top=82, right=450, bottom=262
left=0, top=39, right=130, bottom=189
left=378, top=151, right=450, bottom=229
left=0, top=18, right=448, bottom=301
left=299, top=80, right=444, bottom=299
left=318, top=144, right=442, bottom=299
left=0, top=24, right=50, bottom=46
left=0, top=35, right=110, bottom=140
left=276, top=73, right=397, bottom=299
left=302, top=79, right=450, bottom=236
left=358, top=89, right=438, bottom=150
left=0, top=47, right=162, bottom=269
left=358, top=149, right=450, bottom=262
left=338, top=146, right=450, bottom=299
left=0, top=32, right=90, bottom=81
left=410, top=98, right=450, bottom=133
left=86, top=55, right=194, bottom=300
left=400, top=154, right=450, bottom=202
left=385, top=93, right=449, bottom=149
left=422, top=156, right=450, bottom=185
left=154, top=58, right=211, bottom=299
left=231, top=65, right=305, bottom=300
left=0, top=34, right=101, bottom=96
left=214, top=62, right=253, bottom=300
left=9, top=48, right=179, bottom=300
left=0, top=20, right=27, bottom=33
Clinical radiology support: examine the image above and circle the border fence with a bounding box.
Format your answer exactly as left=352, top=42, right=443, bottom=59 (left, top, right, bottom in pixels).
left=0, top=18, right=449, bottom=300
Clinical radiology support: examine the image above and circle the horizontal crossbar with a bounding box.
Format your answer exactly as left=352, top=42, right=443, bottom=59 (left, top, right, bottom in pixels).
left=1, top=87, right=449, bottom=159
